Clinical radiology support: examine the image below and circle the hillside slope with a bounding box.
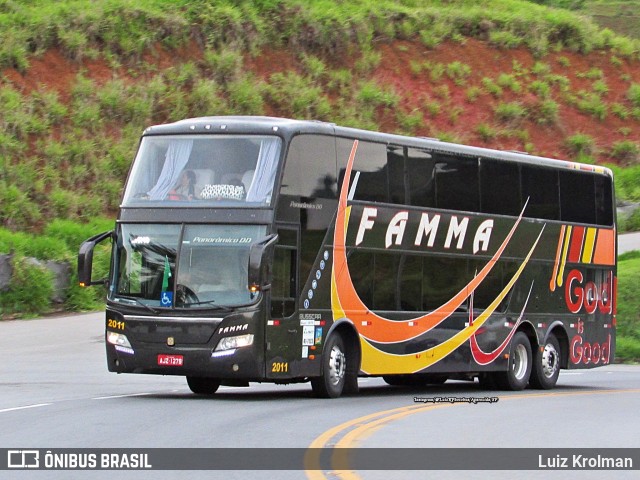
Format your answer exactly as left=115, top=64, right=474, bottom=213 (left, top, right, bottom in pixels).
left=0, top=0, right=639, bottom=232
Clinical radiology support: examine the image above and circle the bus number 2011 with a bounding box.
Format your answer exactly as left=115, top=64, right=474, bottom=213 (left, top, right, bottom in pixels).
left=271, top=362, right=288, bottom=373
left=107, top=319, right=125, bottom=330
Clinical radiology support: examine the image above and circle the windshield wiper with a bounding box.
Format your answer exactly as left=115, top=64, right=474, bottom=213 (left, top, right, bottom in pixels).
left=114, top=295, right=159, bottom=314
left=181, top=299, right=232, bottom=312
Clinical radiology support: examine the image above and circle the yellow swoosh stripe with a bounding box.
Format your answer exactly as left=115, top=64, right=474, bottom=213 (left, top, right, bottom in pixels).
left=360, top=226, right=544, bottom=374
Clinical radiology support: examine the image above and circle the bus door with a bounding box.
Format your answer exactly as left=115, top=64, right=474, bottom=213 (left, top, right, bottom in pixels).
left=265, top=226, right=301, bottom=379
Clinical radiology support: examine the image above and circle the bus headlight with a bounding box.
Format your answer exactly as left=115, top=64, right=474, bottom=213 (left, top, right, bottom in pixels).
left=107, top=331, right=132, bottom=348
left=215, top=334, right=254, bottom=352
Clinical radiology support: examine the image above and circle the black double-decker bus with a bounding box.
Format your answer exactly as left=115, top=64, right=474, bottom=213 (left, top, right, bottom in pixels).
left=79, top=116, right=616, bottom=398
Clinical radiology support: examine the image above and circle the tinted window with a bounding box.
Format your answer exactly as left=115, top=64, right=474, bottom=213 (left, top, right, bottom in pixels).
left=281, top=134, right=338, bottom=302
left=348, top=141, right=389, bottom=203
left=407, top=148, right=436, bottom=208
left=435, top=154, right=480, bottom=212
left=559, top=171, right=596, bottom=224
left=595, top=175, right=614, bottom=226
left=281, top=135, right=337, bottom=199
left=387, top=147, right=406, bottom=204
left=470, top=260, right=518, bottom=311
left=337, top=140, right=440, bottom=209
left=480, top=159, right=521, bottom=216
left=348, top=250, right=374, bottom=307
left=398, top=255, right=423, bottom=311
left=521, top=166, right=559, bottom=220
left=373, top=254, right=399, bottom=310
left=423, top=256, right=470, bottom=311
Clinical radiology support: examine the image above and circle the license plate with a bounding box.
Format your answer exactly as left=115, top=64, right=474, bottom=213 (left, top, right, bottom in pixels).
left=157, top=354, right=184, bottom=366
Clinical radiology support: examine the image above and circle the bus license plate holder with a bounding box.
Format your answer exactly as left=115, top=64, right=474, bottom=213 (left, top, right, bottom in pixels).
left=157, top=354, right=184, bottom=366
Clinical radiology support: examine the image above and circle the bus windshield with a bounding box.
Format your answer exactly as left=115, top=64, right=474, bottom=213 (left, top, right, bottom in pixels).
left=112, top=224, right=267, bottom=308
left=122, top=135, right=282, bottom=207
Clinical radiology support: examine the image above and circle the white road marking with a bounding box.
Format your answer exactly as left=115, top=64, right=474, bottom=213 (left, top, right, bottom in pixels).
left=0, top=403, right=51, bottom=413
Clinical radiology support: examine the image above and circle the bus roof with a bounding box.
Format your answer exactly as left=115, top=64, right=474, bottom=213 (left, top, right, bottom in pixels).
left=142, top=116, right=613, bottom=178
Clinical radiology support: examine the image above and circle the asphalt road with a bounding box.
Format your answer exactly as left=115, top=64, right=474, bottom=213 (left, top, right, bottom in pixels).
left=1, top=313, right=638, bottom=480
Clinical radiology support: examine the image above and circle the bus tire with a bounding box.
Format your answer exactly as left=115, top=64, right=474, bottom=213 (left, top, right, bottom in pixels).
left=529, top=333, right=561, bottom=390
left=186, top=376, right=220, bottom=394
left=494, top=332, right=532, bottom=391
left=311, top=333, right=347, bottom=398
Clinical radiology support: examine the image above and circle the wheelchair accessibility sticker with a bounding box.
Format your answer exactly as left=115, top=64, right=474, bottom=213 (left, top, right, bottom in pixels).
left=160, top=291, right=173, bottom=307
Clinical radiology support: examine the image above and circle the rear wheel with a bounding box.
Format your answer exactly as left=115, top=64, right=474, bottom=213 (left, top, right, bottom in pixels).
left=529, top=333, right=561, bottom=389
left=311, top=333, right=347, bottom=398
left=186, top=376, right=220, bottom=394
left=494, top=332, right=532, bottom=391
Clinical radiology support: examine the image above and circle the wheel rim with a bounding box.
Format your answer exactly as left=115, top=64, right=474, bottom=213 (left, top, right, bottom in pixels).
left=541, top=343, right=559, bottom=379
left=513, top=344, right=528, bottom=380
left=328, top=344, right=346, bottom=386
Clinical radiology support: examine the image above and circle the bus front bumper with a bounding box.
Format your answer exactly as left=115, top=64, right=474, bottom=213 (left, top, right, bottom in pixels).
left=106, top=341, right=264, bottom=379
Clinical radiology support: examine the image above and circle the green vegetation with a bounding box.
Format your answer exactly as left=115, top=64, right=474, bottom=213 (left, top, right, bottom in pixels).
left=0, top=218, right=113, bottom=317
left=616, top=254, right=640, bottom=362
left=0, top=0, right=637, bottom=360
left=611, top=140, right=640, bottom=164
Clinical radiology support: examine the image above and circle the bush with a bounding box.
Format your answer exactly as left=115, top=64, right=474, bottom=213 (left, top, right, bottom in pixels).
left=532, top=99, right=559, bottom=124
left=610, top=164, right=640, bottom=203
left=481, top=77, right=503, bottom=97
left=628, top=83, right=640, bottom=108
left=611, top=141, right=640, bottom=165
left=529, top=80, right=551, bottom=98
left=575, top=92, right=607, bottom=120
left=44, top=218, right=114, bottom=253
left=616, top=336, right=640, bottom=363
left=489, top=30, right=523, bottom=49
left=0, top=256, right=54, bottom=317
left=0, top=182, right=42, bottom=230
left=445, top=61, right=471, bottom=86
left=494, top=102, right=527, bottom=124
left=616, top=256, right=640, bottom=362
left=476, top=123, right=498, bottom=142
left=620, top=208, right=640, bottom=233
left=564, top=133, right=596, bottom=156
left=496, top=73, right=521, bottom=93
left=227, top=77, right=265, bottom=114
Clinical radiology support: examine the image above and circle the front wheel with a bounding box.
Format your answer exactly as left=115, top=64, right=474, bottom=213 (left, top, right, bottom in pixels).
left=186, top=376, right=220, bottom=395
left=529, top=333, right=561, bottom=389
left=494, top=332, right=532, bottom=391
left=311, top=334, right=347, bottom=398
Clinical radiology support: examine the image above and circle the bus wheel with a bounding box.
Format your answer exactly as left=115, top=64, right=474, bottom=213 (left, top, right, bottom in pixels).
left=529, top=333, right=561, bottom=390
left=495, top=332, right=532, bottom=391
left=186, top=376, right=220, bottom=394
left=311, top=334, right=346, bottom=398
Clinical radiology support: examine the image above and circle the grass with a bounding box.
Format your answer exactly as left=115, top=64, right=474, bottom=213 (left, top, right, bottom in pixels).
left=616, top=254, right=640, bottom=362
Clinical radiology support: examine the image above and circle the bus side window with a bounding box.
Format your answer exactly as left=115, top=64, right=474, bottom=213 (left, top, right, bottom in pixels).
left=594, top=175, right=613, bottom=226
left=521, top=165, right=559, bottom=220
left=559, top=170, right=596, bottom=224
left=434, top=154, right=480, bottom=212
left=480, top=158, right=522, bottom=216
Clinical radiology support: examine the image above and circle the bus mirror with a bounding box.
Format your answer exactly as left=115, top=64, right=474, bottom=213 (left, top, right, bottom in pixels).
left=78, top=230, right=113, bottom=287
left=248, top=234, right=278, bottom=290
